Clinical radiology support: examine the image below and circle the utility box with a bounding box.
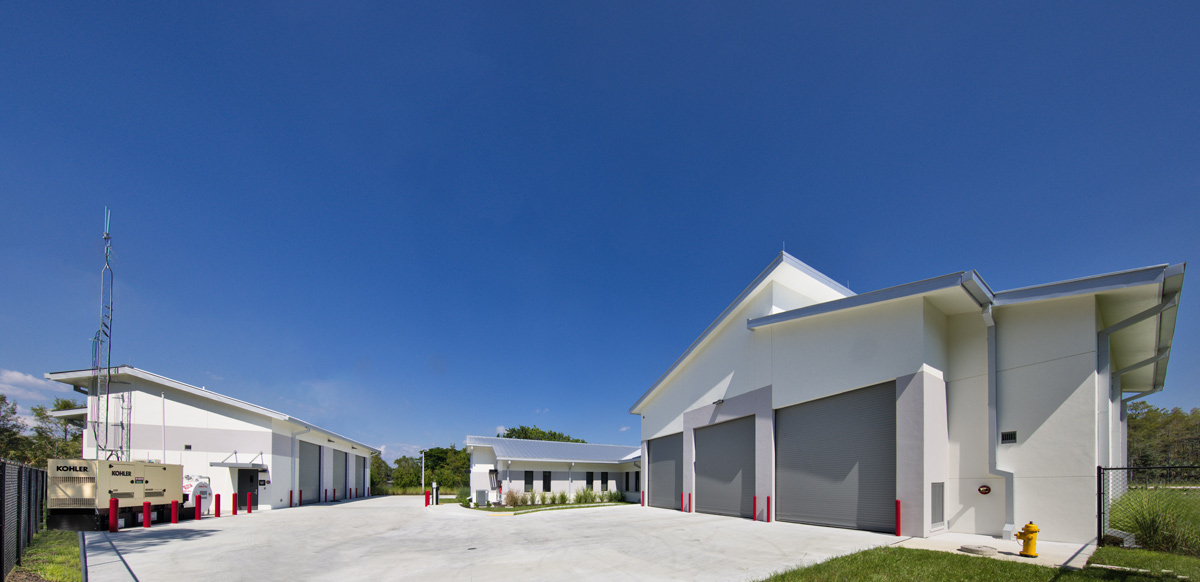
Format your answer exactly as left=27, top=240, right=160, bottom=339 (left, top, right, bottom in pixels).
left=47, top=459, right=184, bottom=530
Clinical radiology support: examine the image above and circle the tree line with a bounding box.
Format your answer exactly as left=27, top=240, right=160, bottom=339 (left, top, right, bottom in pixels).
left=1128, top=401, right=1200, bottom=467
left=0, top=395, right=84, bottom=467
left=368, top=425, right=586, bottom=490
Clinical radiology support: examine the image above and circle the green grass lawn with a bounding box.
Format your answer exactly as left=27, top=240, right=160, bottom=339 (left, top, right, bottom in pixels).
left=7, top=529, right=82, bottom=582
left=758, top=546, right=1200, bottom=582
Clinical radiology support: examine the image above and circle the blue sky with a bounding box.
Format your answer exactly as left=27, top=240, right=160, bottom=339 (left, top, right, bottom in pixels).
left=2, top=3, right=1197, bottom=462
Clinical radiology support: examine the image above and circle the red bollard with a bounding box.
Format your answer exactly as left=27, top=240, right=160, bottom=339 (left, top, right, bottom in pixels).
left=895, top=500, right=901, bottom=536
left=299, top=490, right=303, bottom=507
left=641, top=491, right=644, bottom=506
left=689, top=493, right=692, bottom=513
left=767, top=496, right=771, bottom=523
left=215, top=493, right=221, bottom=517
left=196, top=495, right=202, bottom=520
left=754, top=495, right=757, bottom=521
left=246, top=492, right=252, bottom=514
left=325, top=489, right=328, bottom=503
left=171, top=500, right=179, bottom=524
left=109, top=498, right=119, bottom=532
left=680, top=492, right=683, bottom=512
left=424, top=490, right=430, bottom=507
left=333, top=488, right=336, bottom=502
left=142, top=502, right=151, bottom=528
left=290, top=490, right=293, bottom=508
left=232, top=494, right=237, bottom=516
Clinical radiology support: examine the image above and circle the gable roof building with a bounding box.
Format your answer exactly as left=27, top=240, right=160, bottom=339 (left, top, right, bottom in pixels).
left=47, top=366, right=378, bottom=511
left=630, top=252, right=1183, bottom=543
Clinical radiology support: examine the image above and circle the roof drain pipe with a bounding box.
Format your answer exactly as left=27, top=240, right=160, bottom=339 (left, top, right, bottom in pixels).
left=983, top=304, right=1016, bottom=540
left=291, top=424, right=312, bottom=502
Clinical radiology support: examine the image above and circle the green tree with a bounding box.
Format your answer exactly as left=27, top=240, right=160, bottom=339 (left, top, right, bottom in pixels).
left=498, top=425, right=585, bottom=443
left=0, top=395, right=30, bottom=461
left=392, top=455, right=422, bottom=488
left=27, top=397, right=84, bottom=466
left=1128, top=401, right=1200, bottom=466
left=369, top=452, right=390, bottom=489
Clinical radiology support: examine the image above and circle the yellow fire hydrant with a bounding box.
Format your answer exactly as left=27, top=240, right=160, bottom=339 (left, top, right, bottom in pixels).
left=1014, top=522, right=1039, bottom=558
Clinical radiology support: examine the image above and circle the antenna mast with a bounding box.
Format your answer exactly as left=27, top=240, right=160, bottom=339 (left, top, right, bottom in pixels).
left=90, top=207, right=128, bottom=460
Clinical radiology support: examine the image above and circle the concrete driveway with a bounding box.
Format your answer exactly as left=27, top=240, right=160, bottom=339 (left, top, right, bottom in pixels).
left=85, top=495, right=898, bottom=581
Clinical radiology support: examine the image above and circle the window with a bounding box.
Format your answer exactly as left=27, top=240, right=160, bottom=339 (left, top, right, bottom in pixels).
left=524, top=471, right=533, bottom=493
left=601, top=472, right=608, bottom=491
left=625, top=472, right=629, bottom=491
left=586, top=471, right=594, bottom=490
left=543, top=471, right=551, bottom=493
left=635, top=470, right=640, bottom=491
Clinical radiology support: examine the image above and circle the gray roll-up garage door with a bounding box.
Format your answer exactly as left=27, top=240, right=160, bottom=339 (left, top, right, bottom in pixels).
left=299, top=441, right=320, bottom=503
left=695, top=415, right=755, bottom=518
left=333, top=450, right=347, bottom=499
left=775, top=381, right=896, bottom=533
left=648, top=433, right=683, bottom=510
left=356, top=456, right=366, bottom=496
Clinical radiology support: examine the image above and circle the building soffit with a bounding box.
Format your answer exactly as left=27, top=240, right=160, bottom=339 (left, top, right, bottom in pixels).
left=627, top=252, right=854, bottom=415
left=45, top=366, right=380, bottom=454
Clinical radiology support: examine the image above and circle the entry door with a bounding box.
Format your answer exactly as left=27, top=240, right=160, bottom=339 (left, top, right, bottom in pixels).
left=236, top=469, right=258, bottom=509
left=648, top=433, right=683, bottom=509
left=775, top=381, right=896, bottom=533
left=695, top=415, right=756, bottom=518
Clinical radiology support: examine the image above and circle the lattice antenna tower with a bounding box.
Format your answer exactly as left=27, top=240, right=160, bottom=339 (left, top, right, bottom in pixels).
left=89, top=207, right=127, bottom=460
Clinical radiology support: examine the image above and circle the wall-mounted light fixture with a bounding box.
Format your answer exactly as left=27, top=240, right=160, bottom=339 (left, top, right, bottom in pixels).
left=713, top=399, right=724, bottom=405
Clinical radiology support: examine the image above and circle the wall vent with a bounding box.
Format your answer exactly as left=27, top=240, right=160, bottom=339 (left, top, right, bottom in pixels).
left=1000, top=431, right=1017, bottom=444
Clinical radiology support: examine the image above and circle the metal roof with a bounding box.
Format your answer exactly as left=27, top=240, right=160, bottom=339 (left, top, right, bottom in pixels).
left=45, top=366, right=380, bottom=454
left=464, top=436, right=639, bottom=464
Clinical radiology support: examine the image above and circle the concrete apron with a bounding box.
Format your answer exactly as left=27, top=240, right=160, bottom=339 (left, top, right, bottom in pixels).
left=893, top=531, right=1096, bottom=569
left=83, top=495, right=900, bottom=582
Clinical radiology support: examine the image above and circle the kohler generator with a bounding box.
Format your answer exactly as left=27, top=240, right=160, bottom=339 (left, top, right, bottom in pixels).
left=47, top=459, right=184, bottom=531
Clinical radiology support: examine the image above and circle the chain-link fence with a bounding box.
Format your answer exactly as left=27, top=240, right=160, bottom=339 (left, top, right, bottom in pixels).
left=1098, top=465, right=1200, bottom=556
left=0, top=459, right=47, bottom=579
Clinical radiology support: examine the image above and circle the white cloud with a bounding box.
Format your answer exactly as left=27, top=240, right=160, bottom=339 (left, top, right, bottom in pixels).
left=533, top=408, right=549, bottom=414
left=619, top=426, right=631, bottom=432
left=0, top=369, right=71, bottom=403
left=375, top=443, right=424, bottom=463
left=495, top=425, right=506, bottom=436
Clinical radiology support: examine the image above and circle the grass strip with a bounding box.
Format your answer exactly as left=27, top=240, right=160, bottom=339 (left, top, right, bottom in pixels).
left=1088, top=546, right=1200, bottom=578
left=8, top=529, right=82, bottom=582
left=759, top=546, right=1184, bottom=582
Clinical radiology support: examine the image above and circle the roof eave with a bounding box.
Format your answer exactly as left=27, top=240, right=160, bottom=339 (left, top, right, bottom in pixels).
left=628, top=252, right=852, bottom=415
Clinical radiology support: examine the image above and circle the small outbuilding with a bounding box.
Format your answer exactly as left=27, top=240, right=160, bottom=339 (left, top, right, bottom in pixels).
left=47, top=366, right=378, bottom=511
left=630, top=252, right=1184, bottom=543
left=466, top=436, right=640, bottom=504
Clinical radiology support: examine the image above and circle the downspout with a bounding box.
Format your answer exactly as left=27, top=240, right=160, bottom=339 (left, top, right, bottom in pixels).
left=291, top=424, right=312, bottom=500
left=983, top=305, right=1016, bottom=539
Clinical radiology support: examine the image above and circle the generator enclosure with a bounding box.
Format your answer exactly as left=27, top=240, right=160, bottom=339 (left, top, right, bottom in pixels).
left=48, top=459, right=183, bottom=530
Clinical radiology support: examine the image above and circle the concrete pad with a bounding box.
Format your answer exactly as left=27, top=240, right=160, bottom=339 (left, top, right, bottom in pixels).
left=82, top=531, right=139, bottom=582
left=893, top=531, right=1096, bottom=569
left=86, top=496, right=898, bottom=581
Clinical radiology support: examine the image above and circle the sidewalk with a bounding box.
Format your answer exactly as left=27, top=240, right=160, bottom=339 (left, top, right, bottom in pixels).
left=893, top=531, right=1096, bottom=569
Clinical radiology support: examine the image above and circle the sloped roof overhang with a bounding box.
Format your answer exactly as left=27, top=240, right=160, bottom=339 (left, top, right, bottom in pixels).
left=45, top=366, right=380, bottom=454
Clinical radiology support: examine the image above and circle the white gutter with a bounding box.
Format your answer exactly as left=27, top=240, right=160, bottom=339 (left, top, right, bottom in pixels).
left=982, top=305, right=1016, bottom=539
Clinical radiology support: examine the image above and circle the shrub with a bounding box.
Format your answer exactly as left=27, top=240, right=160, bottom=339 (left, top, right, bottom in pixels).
left=538, top=491, right=548, bottom=505
left=575, top=488, right=596, bottom=504
left=555, top=491, right=568, bottom=505
left=503, top=490, right=520, bottom=507
left=1110, top=488, right=1200, bottom=555
left=605, top=490, right=624, bottom=503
